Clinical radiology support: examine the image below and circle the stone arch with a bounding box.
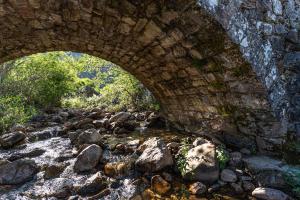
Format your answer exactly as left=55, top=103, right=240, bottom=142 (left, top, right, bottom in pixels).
left=1, top=0, right=297, bottom=154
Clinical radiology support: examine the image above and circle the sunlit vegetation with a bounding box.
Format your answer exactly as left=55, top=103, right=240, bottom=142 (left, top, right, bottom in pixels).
left=0, top=52, right=159, bottom=134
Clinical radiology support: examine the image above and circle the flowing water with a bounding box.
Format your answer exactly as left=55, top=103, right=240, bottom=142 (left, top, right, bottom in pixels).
left=0, top=126, right=247, bottom=200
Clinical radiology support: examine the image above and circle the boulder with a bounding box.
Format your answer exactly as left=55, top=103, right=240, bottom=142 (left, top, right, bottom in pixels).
left=183, top=143, right=219, bottom=184
left=109, top=112, right=131, bottom=123
left=151, top=175, right=171, bottom=195
left=188, top=182, right=207, bottom=195
left=220, top=169, right=237, bottom=183
left=74, top=144, right=102, bottom=172
left=252, top=187, right=289, bottom=200
left=192, top=137, right=210, bottom=147
left=77, top=129, right=102, bottom=145
left=243, top=156, right=283, bottom=173
left=0, top=131, right=26, bottom=148
left=135, top=137, right=173, bottom=172
left=0, top=159, right=38, bottom=185
left=74, top=172, right=107, bottom=196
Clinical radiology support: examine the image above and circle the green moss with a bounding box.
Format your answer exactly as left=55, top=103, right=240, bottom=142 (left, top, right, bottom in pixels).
left=283, top=166, right=300, bottom=198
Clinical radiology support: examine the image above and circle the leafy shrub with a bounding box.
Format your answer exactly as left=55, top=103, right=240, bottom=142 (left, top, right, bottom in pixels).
left=176, top=138, right=191, bottom=176
left=216, top=146, right=230, bottom=170
left=1, top=52, right=80, bottom=108
left=0, top=95, right=36, bottom=134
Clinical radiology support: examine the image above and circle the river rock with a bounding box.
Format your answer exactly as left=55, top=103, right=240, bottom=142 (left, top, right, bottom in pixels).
left=243, top=156, right=283, bottom=173
left=74, top=172, right=107, bottom=196
left=135, top=137, right=173, bottom=172
left=74, top=144, right=102, bottom=172
left=104, top=161, right=132, bottom=178
left=242, top=181, right=255, bottom=192
left=77, top=129, right=102, bottom=145
left=109, top=112, right=131, bottom=123
left=192, top=137, right=210, bottom=146
left=183, top=143, right=219, bottom=184
left=188, top=182, right=207, bottom=195
left=151, top=175, right=171, bottom=195
left=252, top=187, right=289, bottom=200
left=0, top=131, right=26, bottom=148
left=221, top=169, right=237, bottom=182
left=44, top=163, right=66, bottom=179
left=0, top=159, right=38, bottom=185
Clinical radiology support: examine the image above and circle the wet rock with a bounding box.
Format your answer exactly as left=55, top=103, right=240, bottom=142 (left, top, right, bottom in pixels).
left=68, top=130, right=81, bottom=144
left=74, top=144, right=102, bottom=172
left=183, top=143, right=219, bottom=184
left=192, top=137, right=210, bottom=146
left=221, top=169, right=237, bottom=182
left=113, top=127, right=131, bottom=134
left=87, top=188, right=111, bottom=200
left=0, top=159, right=38, bottom=185
left=162, top=172, right=173, bottom=182
left=135, top=137, right=173, bottom=172
left=7, top=148, right=46, bottom=161
left=93, top=119, right=106, bottom=128
left=240, top=148, right=251, bottom=155
left=0, top=131, right=26, bottom=148
left=252, top=187, right=289, bottom=200
left=188, top=182, right=207, bottom=195
left=109, top=112, right=131, bottom=123
left=242, top=181, right=255, bottom=192
left=104, top=161, right=132, bottom=178
left=146, top=113, right=166, bottom=128
left=255, top=170, right=287, bottom=189
left=230, top=182, right=243, bottom=194
left=151, top=175, right=171, bottom=195
left=243, top=156, right=283, bottom=173
left=41, top=178, right=73, bottom=199
left=43, top=163, right=66, bottom=179
left=77, top=129, right=102, bottom=145
left=208, top=183, right=221, bottom=193
left=229, top=152, right=242, bottom=167
left=74, top=172, right=107, bottom=196
left=29, top=126, right=64, bottom=141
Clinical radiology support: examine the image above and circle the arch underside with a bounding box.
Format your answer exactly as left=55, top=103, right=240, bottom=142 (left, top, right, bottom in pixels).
left=0, top=0, right=283, bottom=153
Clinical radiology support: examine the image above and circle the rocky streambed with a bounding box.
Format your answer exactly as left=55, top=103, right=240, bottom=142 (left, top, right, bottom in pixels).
left=0, top=108, right=299, bottom=200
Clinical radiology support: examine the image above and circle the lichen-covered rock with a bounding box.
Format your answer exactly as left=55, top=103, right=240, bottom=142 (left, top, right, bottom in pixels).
left=0, top=159, right=38, bottom=185
left=183, top=143, right=219, bottom=184
left=74, top=144, right=102, bottom=172
left=135, top=137, right=173, bottom=172
left=0, top=131, right=26, bottom=148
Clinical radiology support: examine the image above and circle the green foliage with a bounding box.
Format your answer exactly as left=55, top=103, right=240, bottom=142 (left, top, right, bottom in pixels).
left=62, top=56, right=159, bottom=111
left=178, top=185, right=190, bottom=199
left=1, top=52, right=80, bottom=108
left=0, top=95, right=37, bottom=133
left=216, top=146, right=230, bottom=170
left=176, top=138, right=191, bottom=177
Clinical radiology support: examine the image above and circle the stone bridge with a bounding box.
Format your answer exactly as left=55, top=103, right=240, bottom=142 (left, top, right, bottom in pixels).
left=0, top=0, right=299, bottom=156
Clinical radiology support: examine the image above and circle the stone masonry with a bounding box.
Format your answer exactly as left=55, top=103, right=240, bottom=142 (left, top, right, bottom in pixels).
left=0, top=0, right=299, bottom=155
